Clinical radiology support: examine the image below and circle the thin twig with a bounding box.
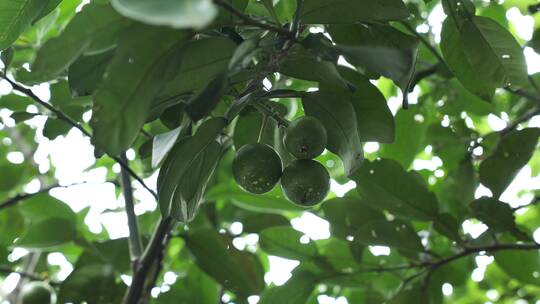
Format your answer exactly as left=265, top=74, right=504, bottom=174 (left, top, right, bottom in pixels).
left=0, top=75, right=157, bottom=199
left=504, top=87, right=540, bottom=104
left=0, top=266, right=60, bottom=286
left=213, top=0, right=294, bottom=38
left=0, top=180, right=118, bottom=211
left=400, top=21, right=446, bottom=67
left=120, top=153, right=143, bottom=263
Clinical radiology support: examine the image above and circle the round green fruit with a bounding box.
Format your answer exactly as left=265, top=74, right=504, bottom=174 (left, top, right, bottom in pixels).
left=21, top=281, right=55, bottom=304
left=281, top=159, right=330, bottom=206
left=233, top=143, right=283, bottom=194
left=284, top=116, right=327, bottom=159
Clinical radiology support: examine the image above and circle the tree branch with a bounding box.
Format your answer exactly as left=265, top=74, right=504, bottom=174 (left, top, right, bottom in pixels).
left=400, top=21, right=446, bottom=67
left=504, top=87, right=540, bottom=104
left=120, top=153, right=143, bottom=264
left=122, top=217, right=173, bottom=304
left=0, top=75, right=158, bottom=199
left=0, top=180, right=118, bottom=211
left=0, top=266, right=59, bottom=286
left=213, top=0, right=294, bottom=38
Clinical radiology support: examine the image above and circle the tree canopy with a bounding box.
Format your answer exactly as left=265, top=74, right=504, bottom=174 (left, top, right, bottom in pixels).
left=0, top=0, right=540, bottom=303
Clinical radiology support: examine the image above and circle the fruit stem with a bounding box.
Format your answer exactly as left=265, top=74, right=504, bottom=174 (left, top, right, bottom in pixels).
left=258, top=114, right=269, bottom=143
left=252, top=100, right=290, bottom=127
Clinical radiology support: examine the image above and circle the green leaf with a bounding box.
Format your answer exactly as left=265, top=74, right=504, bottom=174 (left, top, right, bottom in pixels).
left=158, top=118, right=225, bottom=222
left=22, top=3, right=130, bottom=83
left=0, top=208, right=25, bottom=246
left=242, top=214, right=290, bottom=234
left=351, top=159, right=439, bottom=221
left=338, top=67, right=395, bottom=143
left=379, top=107, right=427, bottom=168
left=111, top=0, right=218, bottom=29
left=15, top=218, right=77, bottom=249
left=151, top=127, right=182, bottom=168
left=0, top=161, right=26, bottom=192
left=302, top=89, right=364, bottom=176
left=479, top=128, right=540, bottom=197
left=278, top=45, right=348, bottom=87
left=184, top=229, right=265, bottom=296
left=322, top=196, right=385, bottom=239
left=43, top=118, right=71, bottom=140
left=329, top=23, right=419, bottom=98
left=156, top=264, right=220, bottom=304
left=0, top=0, right=49, bottom=50
left=471, top=197, right=528, bottom=239
left=58, top=263, right=124, bottom=304
left=259, top=226, right=318, bottom=260
left=433, top=213, right=461, bottom=241
left=388, top=287, right=429, bottom=304
left=300, top=0, right=409, bottom=24
left=460, top=16, right=528, bottom=88
left=206, top=182, right=304, bottom=213
left=19, top=194, right=76, bottom=223
left=441, top=17, right=494, bottom=100
left=185, top=71, right=228, bottom=121
left=495, top=250, right=540, bottom=286
left=259, top=271, right=317, bottom=304
left=355, top=219, right=424, bottom=258
left=91, top=25, right=187, bottom=156
left=68, top=50, right=114, bottom=97
left=156, top=37, right=237, bottom=108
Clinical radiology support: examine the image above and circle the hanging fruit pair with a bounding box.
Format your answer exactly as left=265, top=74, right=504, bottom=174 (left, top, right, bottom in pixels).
left=233, top=113, right=330, bottom=207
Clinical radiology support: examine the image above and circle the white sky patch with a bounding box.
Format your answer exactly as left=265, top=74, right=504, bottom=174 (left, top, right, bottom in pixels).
left=264, top=256, right=299, bottom=286
left=369, top=245, right=391, bottom=256
left=462, top=219, right=488, bottom=239
left=506, top=7, right=534, bottom=40
left=524, top=47, right=540, bottom=74
left=500, top=166, right=539, bottom=208
left=442, top=283, right=453, bottom=296
left=364, top=142, right=380, bottom=153
left=428, top=4, right=445, bottom=43
left=291, top=213, right=330, bottom=240
left=330, top=180, right=356, bottom=198
left=487, top=114, right=508, bottom=131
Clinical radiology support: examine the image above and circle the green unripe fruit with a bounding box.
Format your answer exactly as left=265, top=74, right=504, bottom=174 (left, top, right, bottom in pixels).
left=21, top=281, right=55, bottom=304
left=233, top=143, right=283, bottom=194
left=281, top=159, right=330, bottom=206
left=284, top=116, right=327, bottom=159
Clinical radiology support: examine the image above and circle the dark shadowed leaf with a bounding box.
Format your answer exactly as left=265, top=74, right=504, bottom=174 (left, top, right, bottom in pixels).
left=68, top=50, right=114, bottom=97
left=495, top=250, right=540, bottom=286
left=352, top=158, right=439, bottom=221
left=300, top=0, right=409, bottom=24
left=303, top=88, right=364, bottom=176
left=259, top=226, right=318, bottom=260
left=184, top=229, right=265, bottom=296
left=91, top=25, right=187, bottom=156
left=15, top=218, right=77, bottom=249
left=0, top=0, right=49, bottom=50
left=479, top=128, right=540, bottom=197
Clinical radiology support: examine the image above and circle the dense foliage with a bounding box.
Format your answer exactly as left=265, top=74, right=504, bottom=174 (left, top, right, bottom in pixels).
left=1, top=0, right=540, bottom=303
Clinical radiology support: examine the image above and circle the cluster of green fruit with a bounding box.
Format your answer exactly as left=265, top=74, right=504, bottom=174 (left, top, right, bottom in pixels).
left=21, top=281, right=55, bottom=304
left=233, top=116, right=330, bottom=206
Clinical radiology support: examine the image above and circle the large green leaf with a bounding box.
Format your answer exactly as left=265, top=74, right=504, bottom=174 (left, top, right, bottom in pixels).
left=338, top=67, right=395, bottom=143
left=206, top=182, right=305, bottom=213
left=19, top=194, right=76, bottom=223
left=0, top=0, right=49, bottom=50
left=91, top=25, right=187, bottom=156
left=479, top=128, right=540, bottom=197
left=14, top=218, right=77, bottom=249
left=441, top=17, right=494, bottom=100
left=157, top=118, right=225, bottom=222
left=68, top=50, right=114, bottom=97
left=329, top=23, right=419, bottom=98
left=471, top=197, right=528, bottom=239
left=322, top=196, right=385, bottom=239
left=184, top=229, right=265, bottom=296
left=22, top=3, right=130, bottom=83
left=111, top=0, right=218, bottom=29
left=460, top=16, right=528, bottom=88
left=155, top=36, right=237, bottom=110
left=379, top=107, right=428, bottom=168
left=302, top=89, right=364, bottom=176
left=300, top=0, right=409, bottom=24
left=259, top=226, right=318, bottom=260
left=58, top=263, right=124, bottom=304
left=259, top=271, right=317, bottom=304
left=355, top=219, right=424, bottom=258
left=0, top=161, right=26, bottom=191
left=351, top=158, right=439, bottom=221
left=156, top=264, right=220, bottom=304
left=495, top=250, right=540, bottom=286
